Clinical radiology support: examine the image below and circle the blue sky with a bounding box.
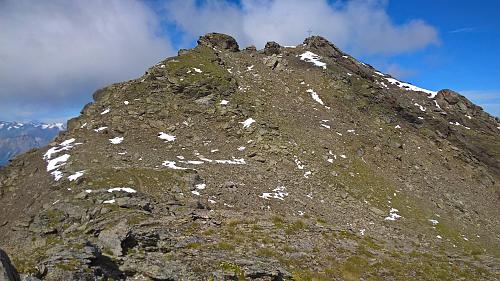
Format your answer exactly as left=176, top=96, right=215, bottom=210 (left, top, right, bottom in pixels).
left=0, top=0, right=499, bottom=123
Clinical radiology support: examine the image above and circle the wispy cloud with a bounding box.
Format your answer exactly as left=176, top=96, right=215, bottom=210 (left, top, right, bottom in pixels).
left=450, top=27, right=476, bottom=34
left=164, top=0, right=440, bottom=55
left=0, top=0, right=174, bottom=121
left=385, top=64, right=417, bottom=79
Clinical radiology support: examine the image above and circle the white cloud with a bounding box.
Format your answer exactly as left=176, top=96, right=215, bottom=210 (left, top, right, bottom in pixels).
left=165, top=0, right=439, bottom=54
left=386, top=64, right=417, bottom=79
left=0, top=0, right=173, bottom=121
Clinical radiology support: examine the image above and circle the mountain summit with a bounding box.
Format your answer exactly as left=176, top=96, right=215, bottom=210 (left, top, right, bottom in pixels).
left=0, top=33, right=499, bottom=280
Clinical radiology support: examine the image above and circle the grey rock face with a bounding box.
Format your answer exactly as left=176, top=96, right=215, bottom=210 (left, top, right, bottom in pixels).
left=0, top=249, right=20, bottom=281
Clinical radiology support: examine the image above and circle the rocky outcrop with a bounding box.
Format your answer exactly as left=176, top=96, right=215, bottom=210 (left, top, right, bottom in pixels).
left=303, top=35, right=345, bottom=58
left=263, top=41, right=281, bottom=55
left=197, top=32, right=239, bottom=52
left=0, top=249, right=20, bottom=281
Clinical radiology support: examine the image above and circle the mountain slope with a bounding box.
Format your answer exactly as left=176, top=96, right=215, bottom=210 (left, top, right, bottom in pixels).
left=0, top=122, right=63, bottom=166
left=0, top=33, right=499, bottom=280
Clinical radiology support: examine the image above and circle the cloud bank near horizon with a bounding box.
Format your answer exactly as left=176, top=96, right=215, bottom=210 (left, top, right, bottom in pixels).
left=164, top=0, right=439, bottom=55
left=0, top=0, right=173, bottom=121
left=0, top=0, right=442, bottom=121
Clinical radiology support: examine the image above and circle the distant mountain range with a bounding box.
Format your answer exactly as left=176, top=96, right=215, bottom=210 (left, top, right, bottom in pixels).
left=0, top=121, right=63, bottom=166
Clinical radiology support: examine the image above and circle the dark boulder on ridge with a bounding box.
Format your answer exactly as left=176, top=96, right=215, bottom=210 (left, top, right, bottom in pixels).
left=197, top=32, right=239, bottom=52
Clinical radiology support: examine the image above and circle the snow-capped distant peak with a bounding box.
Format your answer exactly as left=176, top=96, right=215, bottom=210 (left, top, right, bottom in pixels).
left=0, top=121, right=65, bottom=131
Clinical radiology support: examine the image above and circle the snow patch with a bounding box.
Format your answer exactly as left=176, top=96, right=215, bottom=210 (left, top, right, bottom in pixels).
left=429, top=219, right=439, bottom=226
left=299, top=51, right=327, bottom=69
left=109, top=137, right=124, bottom=144
left=94, top=127, right=107, bottom=132
left=383, top=77, right=437, bottom=98
left=240, top=118, right=255, bottom=128
left=414, top=103, right=426, bottom=112
left=47, top=154, right=70, bottom=171
left=108, top=187, right=137, bottom=193
left=68, top=170, right=85, bottom=181
left=162, top=161, right=188, bottom=170
left=385, top=208, right=402, bottom=221
left=158, top=132, right=176, bottom=142
left=260, top=186, right=288, bottom=200
left=306, top=89, right=325, bottom=105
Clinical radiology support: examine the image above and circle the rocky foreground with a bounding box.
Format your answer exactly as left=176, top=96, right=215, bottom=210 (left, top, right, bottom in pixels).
left=0, top=33, right=499, bottom=280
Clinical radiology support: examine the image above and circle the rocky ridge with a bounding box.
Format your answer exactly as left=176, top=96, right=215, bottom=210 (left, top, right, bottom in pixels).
left=0, top=32, right=499, bottom=280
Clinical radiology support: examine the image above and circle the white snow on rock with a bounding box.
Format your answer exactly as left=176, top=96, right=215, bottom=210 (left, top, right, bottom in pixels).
left=214, top=158, right=246, bottom=165
left=383, top=77, right=437, bottom=98
left=47, top=154, right=70, bottom=171
left=43, top=138, right=83, bottom=181
left=94, top=127, right=107, bottom=132
left=240, top=118, right=255, bottom=128
left=68, top=170, right=85, bottom=181
left=162, top=161, right=188, bottom=170
left=191, top=190, right=201, bottom=196
left=320, top=124, right=330, bottom=129
left=51, top=170, right=63, bottom=181
left=180, top=160, right=205, bottom=165
left=414, top=103, right=426, bottom=112
left=44, top=138, right=80, bottom=160
left=299, top=51, right=326, bottom=69
left=294, top=157, right=305, bottom=170
left=109, top=137, right=124, bottom=144
left=108, top=187, right=137, bottom=193
left=449, top=121, right=470, bottom=130
left=103, top=199, right=116, bottom=204
left=429, top=219, right=439, bottom=226
left=385, top=208, right=402, bottom=221
left=237, top=146, right=246, bottom=151
left=220, top=99, right=229, bottom=105
left=306, top=89, right=325, bottom=105
left=101, top=108, right=110, bottom=115
left=247, top=65, right=254, bottom=71
left=195, top=183, right=206, bottom=190
left=158, top=132, right=176, bottom=142
left=124, top=101, right=129, bottom=105
left=193, top=67, right=202, bottom=73
left=260, top=186, right=288, bottom=200
left=374, top=71, right=385, bottom=76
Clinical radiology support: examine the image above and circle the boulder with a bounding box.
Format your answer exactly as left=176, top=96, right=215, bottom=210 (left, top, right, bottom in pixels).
left=263, top=41, right=281, bottom=55
left=197, top=33, right=239, bottom=52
